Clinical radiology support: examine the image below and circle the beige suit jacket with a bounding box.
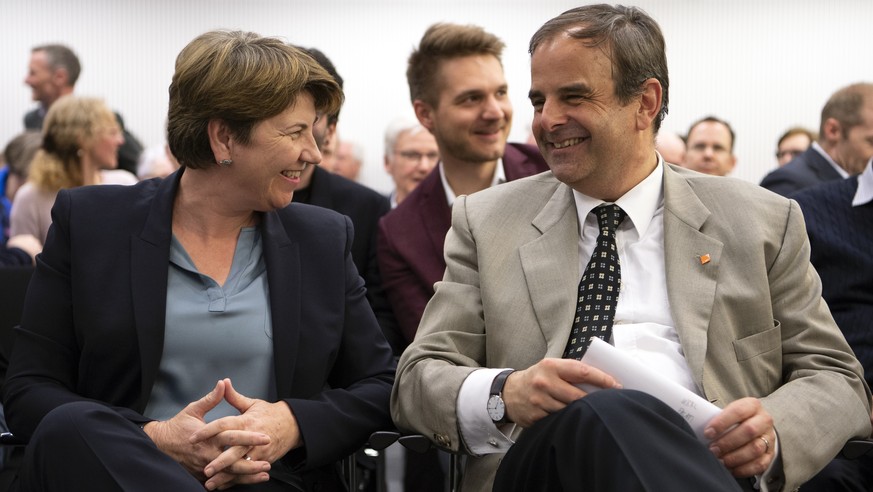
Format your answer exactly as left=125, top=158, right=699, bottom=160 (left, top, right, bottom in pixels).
left=391, top=165, right=871, bottom=492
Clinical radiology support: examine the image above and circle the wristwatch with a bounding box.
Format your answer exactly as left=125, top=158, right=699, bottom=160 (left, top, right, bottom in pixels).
left=487, top=369, right=515, bottom=424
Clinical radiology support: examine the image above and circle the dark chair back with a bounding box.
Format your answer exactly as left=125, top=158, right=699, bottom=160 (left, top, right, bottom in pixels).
left=0, top=266, right=34, bottom=383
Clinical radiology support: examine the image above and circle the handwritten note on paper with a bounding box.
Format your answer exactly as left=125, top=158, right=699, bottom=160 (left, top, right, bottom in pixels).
left=577, top=338, right=722, bottom=442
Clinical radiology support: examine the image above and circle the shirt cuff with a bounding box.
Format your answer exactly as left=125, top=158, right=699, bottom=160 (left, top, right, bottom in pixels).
left=457, top=368, right=516, bottom=456
left=755, top=432, right=782, bottom=491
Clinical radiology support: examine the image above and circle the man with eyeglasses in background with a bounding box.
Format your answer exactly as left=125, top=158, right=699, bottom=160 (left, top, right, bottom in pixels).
left=774, top=127, right=815, bottom=167
left=761, top=83, right=873, bottom=197
left=382, top=118, right=440, bottom=208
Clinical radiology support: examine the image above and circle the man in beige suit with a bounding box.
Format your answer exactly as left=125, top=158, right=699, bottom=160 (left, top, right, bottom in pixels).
left=391, top=5, right=871, bottom=492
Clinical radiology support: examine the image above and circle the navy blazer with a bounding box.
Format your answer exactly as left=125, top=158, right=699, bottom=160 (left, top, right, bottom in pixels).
left=377, top=143, right=548, bottom=344
left=3, top=169, right=395, bottom=472
left=759, top=147, right=842, bottom=197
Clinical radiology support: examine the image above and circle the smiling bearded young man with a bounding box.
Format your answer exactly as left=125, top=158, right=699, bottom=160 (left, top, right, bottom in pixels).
left=377, top=22, right=548, bottom=349
left=390, top=5, right=870, bottom=492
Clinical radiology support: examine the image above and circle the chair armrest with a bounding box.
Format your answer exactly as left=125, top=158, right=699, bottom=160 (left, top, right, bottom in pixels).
left=398, top=434, right=433, bottom=454
left=366, top=430, right=434, bottom=453
left=0, top=432, right=27, bottom=446
left=367, top=430, right=400, bottom=450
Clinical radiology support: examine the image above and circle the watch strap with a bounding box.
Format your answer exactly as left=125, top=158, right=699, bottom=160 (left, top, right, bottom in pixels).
left=490, top=369, right=515, bottom=397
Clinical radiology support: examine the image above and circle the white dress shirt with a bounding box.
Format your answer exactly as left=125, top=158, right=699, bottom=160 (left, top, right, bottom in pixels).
left=439, top=158, right=506, bottom=207
left=812, top=141, right=850, bottom=179
left=851, top=158, right=873, bottom=206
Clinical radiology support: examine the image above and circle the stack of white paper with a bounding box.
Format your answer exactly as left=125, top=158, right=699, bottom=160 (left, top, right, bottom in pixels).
left=578, top=337, right=722, bottom=442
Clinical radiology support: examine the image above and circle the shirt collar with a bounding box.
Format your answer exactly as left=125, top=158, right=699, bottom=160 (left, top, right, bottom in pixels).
left=852, top=158, right=873, bottom=207
left=572, top=155, right=664, bottom=239
left=440, top=158, right=506, bottom=206
left=812, top=141, right=850, bottom=179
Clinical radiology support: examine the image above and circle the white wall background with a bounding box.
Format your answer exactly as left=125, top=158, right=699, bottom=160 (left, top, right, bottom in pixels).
left=2, top=0, right=871, bottom=193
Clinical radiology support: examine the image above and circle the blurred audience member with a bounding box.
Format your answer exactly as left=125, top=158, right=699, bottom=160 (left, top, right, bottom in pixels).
left=137, top=144, right=180, bottom=180
left=2, top=131, right=42, bottom=243
left=775, top=127, right=815, bottom=167
left=333, top=139, right=364, bottom=181
left=318, top=129, right=338, bottom=172
left=655, top=130, right=685, bottom=164
left=761, top=83, right=873, bottom=196
left=23, top=44, right=76, bottom=126
left=792, top=156, right=873, bottom=491
left=0, top=234, right=41, bottom=266
left=681, top=116, right=736, bottom=176
left=11, top=96, right=136, bottom=245
left=383, top=118, right=439, bottom=207
left=294, top=47, right=342, bottom=178
left=289, top=47, right=399, bottom=355
left=23, top=43, right=144, bottom=175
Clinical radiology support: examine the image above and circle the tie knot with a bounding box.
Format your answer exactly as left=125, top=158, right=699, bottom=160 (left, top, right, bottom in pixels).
left=595, top=204, right=626, bottom=235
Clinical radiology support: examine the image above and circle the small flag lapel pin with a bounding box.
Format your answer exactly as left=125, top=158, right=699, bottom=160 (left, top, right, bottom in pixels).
left=698, top=254, right=711, bottom=265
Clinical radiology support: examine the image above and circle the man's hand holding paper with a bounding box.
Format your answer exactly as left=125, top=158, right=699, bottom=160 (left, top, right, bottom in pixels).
left=503, top=357, right=622, bottom=428
left=705, top=397, right=776, bottom=478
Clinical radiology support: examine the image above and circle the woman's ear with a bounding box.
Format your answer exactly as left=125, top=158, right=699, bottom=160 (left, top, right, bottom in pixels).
left=207, top=119, right=233, bottom=164
left=76, top=131, right=93, bottom=157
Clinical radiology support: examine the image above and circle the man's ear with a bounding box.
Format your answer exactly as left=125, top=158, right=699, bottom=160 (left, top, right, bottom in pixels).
left=636, top=78, right=663, bottom=131
left=821, top=117, right=842, bottom=145
left=53, top=67, right=69, bottom=88
left=413, top=100, right=436, bottom=132
left=323, top=122, right=338, bottom=152
left=207, top=119, right=233, bottom=164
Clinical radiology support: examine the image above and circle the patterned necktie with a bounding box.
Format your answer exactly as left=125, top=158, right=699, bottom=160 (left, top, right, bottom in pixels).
left=563, top=204, right=627, bottom=360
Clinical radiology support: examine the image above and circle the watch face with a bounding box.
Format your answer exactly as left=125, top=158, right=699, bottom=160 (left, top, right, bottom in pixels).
left=487, top=395, right=505, bottom=422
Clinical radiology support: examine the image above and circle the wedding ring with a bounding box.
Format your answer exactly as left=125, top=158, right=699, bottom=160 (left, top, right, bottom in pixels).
left=759, top=435, right=770, bottom=454
left=244, top=455, right=252, bottom=461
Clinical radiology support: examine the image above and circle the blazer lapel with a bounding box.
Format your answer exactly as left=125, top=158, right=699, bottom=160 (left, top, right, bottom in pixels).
left=502, top=143, right=548, bottom=180
left=261, top=209, right=301, bottom=396
left=662, top=166, right=723, bottom=386
left=131, top=171, right=178, bottom=409
left=519, top=183, right=580, bottom=357
left=502, top=143, right=529, bottom=180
